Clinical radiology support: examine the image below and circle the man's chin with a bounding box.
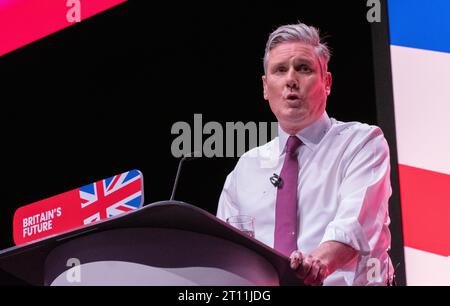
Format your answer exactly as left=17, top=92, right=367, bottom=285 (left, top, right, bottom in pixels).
left=278, top=117, right=312, bottom=134
left=282, top=110, right=309, bottom=123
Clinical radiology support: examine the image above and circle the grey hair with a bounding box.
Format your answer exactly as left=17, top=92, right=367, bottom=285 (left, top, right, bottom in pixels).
left=263, top=22, right=331, bottom=76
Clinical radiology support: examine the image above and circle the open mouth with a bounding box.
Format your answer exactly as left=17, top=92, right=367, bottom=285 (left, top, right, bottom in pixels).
left=286, top=93, right=300, bottom=99
left=285, top=93, right=301, bottom=103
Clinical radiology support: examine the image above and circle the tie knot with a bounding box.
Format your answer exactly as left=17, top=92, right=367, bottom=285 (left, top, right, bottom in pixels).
left=286, top=136, right=301, bottom=154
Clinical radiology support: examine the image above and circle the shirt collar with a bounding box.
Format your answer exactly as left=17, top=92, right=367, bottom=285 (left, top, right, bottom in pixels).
left=278, top=112, right=331, bottom=155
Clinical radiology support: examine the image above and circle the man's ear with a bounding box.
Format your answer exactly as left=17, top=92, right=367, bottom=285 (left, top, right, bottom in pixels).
left=262, top=75, right=268, bottom=100
left=325, top=72, right=332, bottom=96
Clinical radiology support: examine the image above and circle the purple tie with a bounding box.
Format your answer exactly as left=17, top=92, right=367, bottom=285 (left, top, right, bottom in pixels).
left=274, top=135, right=302, bottom=256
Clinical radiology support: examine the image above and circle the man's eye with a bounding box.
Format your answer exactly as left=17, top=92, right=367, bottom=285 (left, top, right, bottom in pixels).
left=275, top=66, right=287, bottom=72
left=297, top=65, right=312, bottom=72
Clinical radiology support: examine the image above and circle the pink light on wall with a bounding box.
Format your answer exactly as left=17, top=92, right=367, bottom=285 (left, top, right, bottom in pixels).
left=0, top=0, right=127, bottom=57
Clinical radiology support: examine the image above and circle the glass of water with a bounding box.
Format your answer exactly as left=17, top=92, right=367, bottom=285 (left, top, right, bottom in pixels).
left=226, top=215, right=255, bottom=238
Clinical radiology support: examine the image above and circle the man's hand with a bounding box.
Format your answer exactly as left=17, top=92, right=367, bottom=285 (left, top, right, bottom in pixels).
left=289, top=241, right=358, bottom=286
left=290, top=250, right=329, bottom=286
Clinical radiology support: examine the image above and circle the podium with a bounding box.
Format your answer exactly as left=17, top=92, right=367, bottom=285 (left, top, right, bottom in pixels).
left=0, top=201, right=303, bottom=286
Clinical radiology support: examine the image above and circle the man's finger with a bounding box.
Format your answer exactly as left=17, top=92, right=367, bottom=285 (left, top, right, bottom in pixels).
left=310, top=261, right=329, bottom=286
left=290, top=258, right=299, bottom=270
left=303, top=259, right=321, bottom=285
left=311, top=265, right=325, bottom=286
left=289, top=250, right=303, bottom=261
left=298, top=255, right=313, bottom=279
left=289, top=250, right=303, bottom=270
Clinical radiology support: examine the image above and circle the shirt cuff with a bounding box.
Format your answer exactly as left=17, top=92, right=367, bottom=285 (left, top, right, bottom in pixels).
left=320, top=220, right=371, bottom=255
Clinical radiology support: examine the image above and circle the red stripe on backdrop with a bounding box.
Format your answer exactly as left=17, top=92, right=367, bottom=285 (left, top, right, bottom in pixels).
left=399, top=164, right=450, bottom=256
left=0, top=0, right=127, bottom=57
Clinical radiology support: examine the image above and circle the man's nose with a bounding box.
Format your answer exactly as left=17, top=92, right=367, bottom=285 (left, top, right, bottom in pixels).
left=286, top=67, right=299, bottom=89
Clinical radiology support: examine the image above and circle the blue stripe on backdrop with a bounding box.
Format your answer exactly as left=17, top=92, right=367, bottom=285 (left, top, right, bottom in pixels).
left=388, top=0, right=450, bottom=54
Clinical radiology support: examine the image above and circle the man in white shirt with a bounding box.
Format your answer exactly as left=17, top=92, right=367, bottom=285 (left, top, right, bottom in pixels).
left=216, top=22, right=393, bottom=286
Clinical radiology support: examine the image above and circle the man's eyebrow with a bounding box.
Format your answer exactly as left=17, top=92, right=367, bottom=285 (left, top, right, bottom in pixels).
left=271, top=60, right=287, bottom=67
left=294, top=58, right=315, bottom=66
left=270, top=57, right=317, bottom=69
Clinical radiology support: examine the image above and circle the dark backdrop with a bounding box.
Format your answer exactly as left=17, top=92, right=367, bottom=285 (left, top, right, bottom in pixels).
left=1, top=0, right=387, bottom=273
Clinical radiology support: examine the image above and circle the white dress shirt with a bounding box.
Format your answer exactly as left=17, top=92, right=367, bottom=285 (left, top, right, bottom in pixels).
left=216, top=112, right=393, bottom=285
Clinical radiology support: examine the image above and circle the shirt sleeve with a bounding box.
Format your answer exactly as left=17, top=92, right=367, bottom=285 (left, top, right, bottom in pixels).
left=216, top=169, right=240, bottom=221
left=320, top=128, right=392, bottom=256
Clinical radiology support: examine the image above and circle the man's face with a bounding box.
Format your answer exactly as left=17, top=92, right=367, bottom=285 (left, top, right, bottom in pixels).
left=262, top=41, right=332, bottom=134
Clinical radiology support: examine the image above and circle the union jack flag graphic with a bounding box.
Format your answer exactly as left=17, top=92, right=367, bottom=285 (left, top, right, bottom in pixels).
left=80, top=170, right=143, bottom=224
left=13, top=169, right=145, bottom=245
